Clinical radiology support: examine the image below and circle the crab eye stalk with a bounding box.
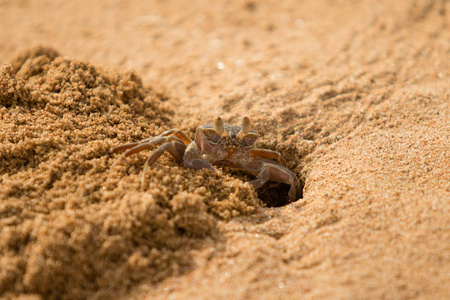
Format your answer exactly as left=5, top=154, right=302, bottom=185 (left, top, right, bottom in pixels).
left=214, top=117, right=224, bottom=135
left=241, top=116, right=251, bottom=134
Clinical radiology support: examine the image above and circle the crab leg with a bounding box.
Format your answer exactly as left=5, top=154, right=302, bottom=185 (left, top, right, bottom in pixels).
left=242, top=159, right=300, bottom=201
left=158, top=129, right=192, bottom=145
left=111, top=136, right=184, bottom=167
left=112, top=128, right=191, bottom=154
left=141, top=140, right=187, bottom=182
left=111, top=141, right=141, bottom=153
left=250, top=148, right=286, bottom=165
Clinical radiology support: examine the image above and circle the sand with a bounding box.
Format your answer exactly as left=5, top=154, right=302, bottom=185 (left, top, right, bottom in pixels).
left=0, top=0, right=449, bottom=299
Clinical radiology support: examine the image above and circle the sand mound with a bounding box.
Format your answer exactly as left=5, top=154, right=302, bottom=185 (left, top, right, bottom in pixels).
left=0, top=46, right=260, bottom=299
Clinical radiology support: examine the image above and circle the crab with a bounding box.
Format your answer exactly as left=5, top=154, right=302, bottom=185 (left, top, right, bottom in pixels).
left=111, top=117, right=301, bottom=201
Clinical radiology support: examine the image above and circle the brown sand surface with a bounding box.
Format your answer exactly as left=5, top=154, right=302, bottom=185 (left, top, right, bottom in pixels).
left=0, top=0, right=449, bottom=299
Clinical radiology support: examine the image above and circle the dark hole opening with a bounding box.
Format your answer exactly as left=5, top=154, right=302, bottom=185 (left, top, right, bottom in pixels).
left=227, top=169, right=304, bottom=208
left=257, top=181, right=303, bottom=207
left=176, top=227, right=186, bottom=235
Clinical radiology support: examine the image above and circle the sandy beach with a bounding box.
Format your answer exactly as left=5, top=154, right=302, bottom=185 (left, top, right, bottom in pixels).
left=0, top=0, right=449, bottom=299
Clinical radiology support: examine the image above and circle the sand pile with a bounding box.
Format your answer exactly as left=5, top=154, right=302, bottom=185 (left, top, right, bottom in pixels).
left=0, top=47, right=260, bottom=299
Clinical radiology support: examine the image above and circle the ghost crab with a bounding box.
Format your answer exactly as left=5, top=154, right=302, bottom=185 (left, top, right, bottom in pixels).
left=112, top=117, right=301, bottom=201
